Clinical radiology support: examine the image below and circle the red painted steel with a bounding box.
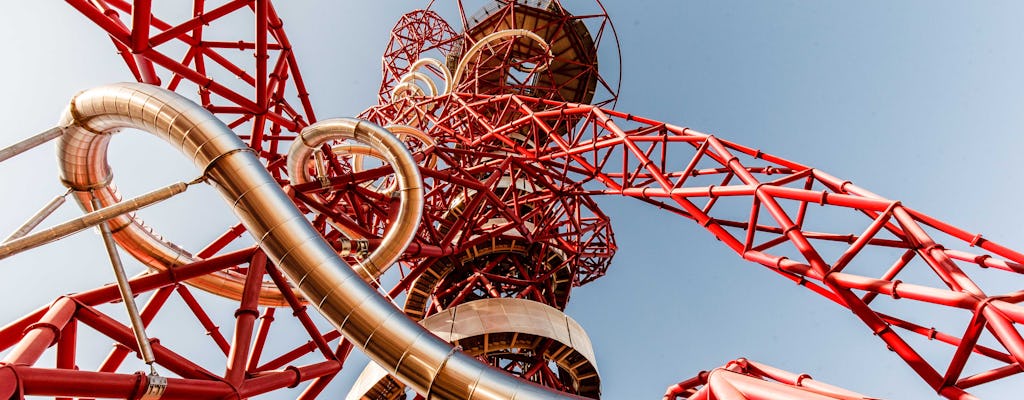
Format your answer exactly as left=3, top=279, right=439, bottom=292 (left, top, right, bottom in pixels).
left=0, top=0, right=1020, bottom=399
left=378, top=9, right=459, bottom=104
left=663, top=358, right=873, bottom=400
left=361, top=92, right=1024, bottom=399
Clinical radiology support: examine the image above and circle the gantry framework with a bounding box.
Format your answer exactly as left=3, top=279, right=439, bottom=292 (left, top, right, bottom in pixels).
left=0, top=1, right=1021, bottom=399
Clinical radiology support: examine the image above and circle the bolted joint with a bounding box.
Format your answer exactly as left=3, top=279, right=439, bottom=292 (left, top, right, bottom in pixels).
left=138, top=372, right=167, bottom=400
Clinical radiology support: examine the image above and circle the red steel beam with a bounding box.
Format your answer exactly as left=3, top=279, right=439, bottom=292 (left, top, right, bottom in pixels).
left=362, top=92, right=1024, bottom=397
left=0, top=297, right=76, bottom=366
left=0, top=366, right=231, bottom=399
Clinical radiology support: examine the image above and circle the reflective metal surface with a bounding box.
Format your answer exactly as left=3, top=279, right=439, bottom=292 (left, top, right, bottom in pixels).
left=57, top=84, right=289, bottom=306
left=287, top=118, right=424, bottom=281
left=452, top=29, right=553, bottom=87
left=58, top=83, right=579, bottom=400
left=348, top=298, right=601, bottom=399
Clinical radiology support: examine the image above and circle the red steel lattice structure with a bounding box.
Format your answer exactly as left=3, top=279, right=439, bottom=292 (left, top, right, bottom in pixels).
left=662, top=358, right=874, bottom=400
left=0, top=1, right=1021, bottom=399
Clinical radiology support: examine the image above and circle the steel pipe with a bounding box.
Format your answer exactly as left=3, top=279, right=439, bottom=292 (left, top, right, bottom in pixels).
left=345, top=124, right=437, bottom=194
left=391, top=81, right=426, bottom=100
left=0, top=182, right=188, bottom=260
left=452, top=29, right=553, bottom=88
left=398, top=71, right=438, bottom=97
left=90, top=195, right=157, bottom=368
left=0, top=126, right=63, bottom=163
left=0, top=297, right=76, bottom=366
left=57, top=97, right=289, bottom=306
left=2, top=190, right=69, bottom=243
left=287, top=118, right=424, bottom=281
left=59, top=83, right=574, bottom=399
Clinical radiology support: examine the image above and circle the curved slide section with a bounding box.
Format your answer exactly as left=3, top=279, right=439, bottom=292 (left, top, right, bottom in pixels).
left=286, top=118, right=424, bottom=281
left=56, top=83, right=581, bottom=399
left=348, top=298, right=601, bottom=399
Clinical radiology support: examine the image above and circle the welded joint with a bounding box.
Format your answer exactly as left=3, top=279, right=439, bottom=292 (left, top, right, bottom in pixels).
left=973, top=295, right=1006, bottom=317
left=67, top=96, right=110, bottom=137
left=871, top=324, right=893, bottom=338
left=0, top=365, right=23, bottom=399
left=200, top=148, right=257, bottom=181
left=751, top=183, right=767, bottom=198
left=22, top=321, right=62, bottom=347
left=62, top=176, right=114, bottom=192
left=969, top=233, right=985, bottom=247
left=975, top=254, right=992, bottom=268
left=233, top=307, right=260, bottom=319
left=696, top=369, right=710, bottom=384
left=773, top=256, right=789, bottom=272
left=781, top=224, right=800, bottom=237
left=285, top=365, right=302, bottom=388
left=795, top=373, right=812, bottom=387
left=890, top=279, right=903, bottom=299
left=425, top=345, right=463, bottom=400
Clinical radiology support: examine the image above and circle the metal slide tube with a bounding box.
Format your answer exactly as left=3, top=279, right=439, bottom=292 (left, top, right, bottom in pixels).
left=452, top=29, right=553, bottom=87
left=409, top=58, right=452, bottom=95
left=287, top=118, right=424, bottom=281
left=334, top=124, right=436, bottom=195
left=59, top=83, right=576, bottom=400
left=57, top=99, right=289, bottom=307
left=399, top=72, right=438, bottom=96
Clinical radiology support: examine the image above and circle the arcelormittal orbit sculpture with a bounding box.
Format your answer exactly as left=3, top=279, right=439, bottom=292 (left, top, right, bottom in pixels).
left=0, top=1, right=1020, bottom=399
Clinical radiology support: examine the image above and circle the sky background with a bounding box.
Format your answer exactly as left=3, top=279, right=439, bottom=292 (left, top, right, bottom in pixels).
left=2, top=1, right=1024, bottom=399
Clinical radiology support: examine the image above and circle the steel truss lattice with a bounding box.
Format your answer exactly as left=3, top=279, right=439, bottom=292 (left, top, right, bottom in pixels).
left=0, top=1, right=1020, bottom=400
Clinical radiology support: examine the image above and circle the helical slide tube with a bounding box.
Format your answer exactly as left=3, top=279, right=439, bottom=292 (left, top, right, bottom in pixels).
left=399, top=72, right=438, bottom=97
left=291, top=124, right=435, bottom=194
left=390, top=81, right=427, bottom=100
left=390, top=58, right=451, bottom=102
left=341, top=124, right=437, bottom=194
left=287, top=118, right=424, bottom=281
left=57, top=87, right=289, bottom=306
left=384, top=124, right=437, bottom=170
left=57, top=83, right=579, bottom=400
left=409, top=58, right=452, bottom=95
left=451, top=29, right=553, bottom=88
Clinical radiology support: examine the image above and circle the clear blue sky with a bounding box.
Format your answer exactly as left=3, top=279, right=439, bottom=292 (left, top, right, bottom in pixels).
left=1, top=1, right=1023, bottom=399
